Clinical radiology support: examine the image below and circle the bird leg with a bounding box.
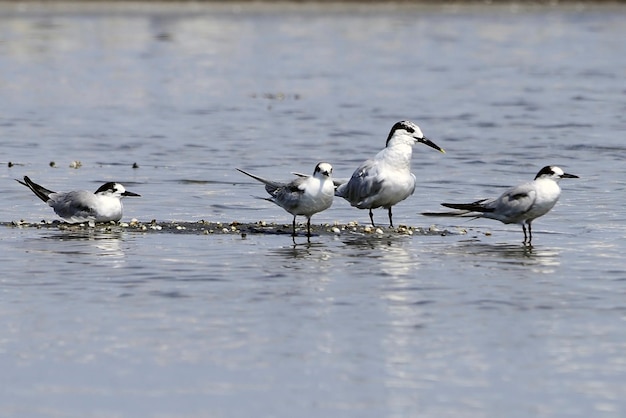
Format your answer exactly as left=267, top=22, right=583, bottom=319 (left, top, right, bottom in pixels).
left=388, top=207, right=393, bottom=228
left=369, top=209, right=375, bottom=227
left=292, top=216, right=297, bottom=237
left=306, top=217, right=312, bottom=238
left=528, top=223, right=533, bottom=245
left=522, top=224, right=528, bottom=245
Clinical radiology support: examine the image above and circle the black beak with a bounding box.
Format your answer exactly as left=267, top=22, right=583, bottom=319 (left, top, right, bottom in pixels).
left=418, top=136, right=445, bottom=153
left=561, top=173, right=579, bottom=179
left=122, top=191, right=141, bottom=197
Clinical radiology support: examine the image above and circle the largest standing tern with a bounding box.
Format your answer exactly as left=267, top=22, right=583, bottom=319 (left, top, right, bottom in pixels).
left=335, top=120, right=445, bottom=227
left=237, top=162, right=335, bottom=238
left=422, top=165, right=579, bottom=244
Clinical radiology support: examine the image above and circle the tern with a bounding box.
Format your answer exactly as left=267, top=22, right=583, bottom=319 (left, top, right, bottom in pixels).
left=422, top=166, right=579, bottom=244
left=335, top=120, right=445, bottom=227
left=16, top=176, right=140, bottom=225
left=237, top=162, right=335, bottom=238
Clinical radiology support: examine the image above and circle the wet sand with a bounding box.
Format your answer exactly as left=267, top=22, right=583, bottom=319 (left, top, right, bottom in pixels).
left=4, top=218, right=466, bottom=237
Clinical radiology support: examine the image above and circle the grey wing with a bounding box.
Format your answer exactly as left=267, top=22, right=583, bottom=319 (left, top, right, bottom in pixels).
left=335, top=159, right=382, bottom=204
left=264, top=181, right=287, bottom=196
left=49, top=191, right=98, bottom=221
left=236, top=168, right=285, bottom=195
left=492, top=183, right=537, bottom=219
left=271, top=177, right=307, bottom=213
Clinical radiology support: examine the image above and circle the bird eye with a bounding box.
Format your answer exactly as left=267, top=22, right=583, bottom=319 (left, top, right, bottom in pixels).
left=397, top=121, right=415, bottom=134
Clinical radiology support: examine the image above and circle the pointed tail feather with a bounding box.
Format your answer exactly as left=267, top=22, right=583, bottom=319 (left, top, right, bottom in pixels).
left=421, top=209, right=474, bottom=217
left=236, top=168, right=283, bottom=191
left=440, top=199, right=494, bottom=213
left=16, top=176, right=55, bottom=203
left=251, top=195, right=275, bottom=204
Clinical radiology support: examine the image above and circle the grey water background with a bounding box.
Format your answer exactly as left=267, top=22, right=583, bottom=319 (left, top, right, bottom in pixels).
left=1, top=2, right=626, bottom=417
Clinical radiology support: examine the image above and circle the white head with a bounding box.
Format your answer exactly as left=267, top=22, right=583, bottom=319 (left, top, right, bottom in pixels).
left=313, top=162, right=333, bottom=179
left=94, top=182, right=141, bottom=199
left=385, top=120, right=445, bottom=153
left=534, top=166, right=579, bottom=181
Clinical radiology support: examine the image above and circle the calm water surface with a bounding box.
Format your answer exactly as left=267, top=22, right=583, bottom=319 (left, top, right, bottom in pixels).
left=1, top=2, right=626, bottom=417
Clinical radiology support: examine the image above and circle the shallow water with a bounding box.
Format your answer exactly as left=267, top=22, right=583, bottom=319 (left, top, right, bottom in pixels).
left=1, top=2, right=626, bottom=417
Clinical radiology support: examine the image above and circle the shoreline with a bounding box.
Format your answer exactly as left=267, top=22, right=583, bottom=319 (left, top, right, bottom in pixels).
left=4, top=219, right=466, bottom=237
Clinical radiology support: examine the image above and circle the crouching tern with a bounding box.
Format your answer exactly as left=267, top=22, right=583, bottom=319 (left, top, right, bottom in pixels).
left=335, top=120, right=445, bottom=228
left=237, top=162, right=334, bottom=238
left=16, top=176, right=140, bottom=225
left=422, top=166, right=579, bottom=244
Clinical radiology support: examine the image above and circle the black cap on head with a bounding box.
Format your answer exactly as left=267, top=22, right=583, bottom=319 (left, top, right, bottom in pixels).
left=95, top=182, right=118, bottom=194
left=386, top=121, right=415, bottom=146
